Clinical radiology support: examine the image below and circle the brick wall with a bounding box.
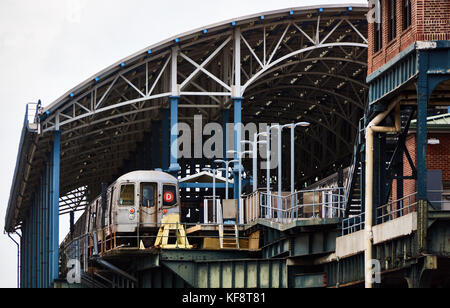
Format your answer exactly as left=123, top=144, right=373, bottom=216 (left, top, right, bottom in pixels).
left=391, top=132, right=450, bottom=202
left=368, top=0, right=450, bottom=75
left=427, top=133, right=450, bottom=184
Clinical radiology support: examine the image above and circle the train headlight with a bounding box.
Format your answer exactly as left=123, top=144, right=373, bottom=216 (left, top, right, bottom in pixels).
left=129, top=208, right=136, bottom=220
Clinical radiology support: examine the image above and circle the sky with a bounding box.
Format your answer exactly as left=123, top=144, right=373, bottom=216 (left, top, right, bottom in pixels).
left=0, top=0, right=366, bottom=288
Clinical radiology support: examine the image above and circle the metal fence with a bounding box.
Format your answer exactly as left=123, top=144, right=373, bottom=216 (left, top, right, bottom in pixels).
left=341, top=213, right=365, bottom=236
left=245, top=187, right=346, bottom=225
left=376, top=192, right=418, bottom=225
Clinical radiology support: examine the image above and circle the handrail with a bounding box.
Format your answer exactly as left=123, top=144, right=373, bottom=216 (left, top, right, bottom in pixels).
left=250, top=187, right=346, bottom=224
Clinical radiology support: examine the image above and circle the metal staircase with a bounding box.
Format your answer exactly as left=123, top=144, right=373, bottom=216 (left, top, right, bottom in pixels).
left=344, top=108, right=416, bottom=218
left=345, top=118, right=366, bottom=217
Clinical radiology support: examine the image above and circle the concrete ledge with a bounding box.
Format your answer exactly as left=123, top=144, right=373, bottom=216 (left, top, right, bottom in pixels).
left=373, top=212, right=417, bottom=245
left=336, top=230, right=365, bottom=259
left=336, top=212, right=417, bottom=259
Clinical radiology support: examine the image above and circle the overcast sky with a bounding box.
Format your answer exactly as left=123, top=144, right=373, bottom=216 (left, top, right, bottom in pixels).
left=0, top=0, right=366, bottom=288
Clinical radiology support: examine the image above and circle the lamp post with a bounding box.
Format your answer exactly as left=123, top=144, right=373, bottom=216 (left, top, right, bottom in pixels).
left=281, top=122, right=311, bottom=216
left=240, top=132, right=268, bottom=193
left=267, top=122, right=310, bottom=221
left=202, top=168, right=217, bottom=223
left=214, top=159, right=239, bottom=200
left=227, top=150, right=252, bottom=225
left=281, top=122, right=311, bottom=197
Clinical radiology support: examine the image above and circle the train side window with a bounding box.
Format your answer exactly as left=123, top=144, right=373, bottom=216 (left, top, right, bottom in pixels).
left=163, top=185, right=177, bottom=207
left=119, top=184, right=135, bottom=206
left=141, top=183, right=156, bottom=207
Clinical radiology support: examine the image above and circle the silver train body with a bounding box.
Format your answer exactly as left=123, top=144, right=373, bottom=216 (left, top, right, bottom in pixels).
left=83, top=170, right=180, bottom=235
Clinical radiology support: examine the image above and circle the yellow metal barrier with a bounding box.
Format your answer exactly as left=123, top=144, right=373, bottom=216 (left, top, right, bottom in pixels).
left=154, top=214, right=193, bottom=249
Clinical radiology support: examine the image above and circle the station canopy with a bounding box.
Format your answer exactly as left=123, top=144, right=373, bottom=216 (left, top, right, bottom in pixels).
left=6, top=4, right=369, bottom=232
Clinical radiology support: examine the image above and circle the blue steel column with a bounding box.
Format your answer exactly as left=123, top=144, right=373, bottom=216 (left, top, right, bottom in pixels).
left=50, top=130, right=60, bottom=284
left=162, top=109, right=169, bottom=171
left=20, top=230, right=24, bottom=288
left=417, top=51, right=429, bottom=200
left=233, top=98, right=243, bottom=200
left=169, top=96, right=181, bottom=174
left=222, top=109, right=230, bottom=160
left=43, top=162, right=49, bottom=287
left=37, top=178, right=42, bottom=288
left=31, top=202, right=36, bottom=288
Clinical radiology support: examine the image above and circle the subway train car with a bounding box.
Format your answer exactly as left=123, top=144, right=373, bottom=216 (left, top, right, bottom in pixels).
left=62, top=170, right=181, bottom=252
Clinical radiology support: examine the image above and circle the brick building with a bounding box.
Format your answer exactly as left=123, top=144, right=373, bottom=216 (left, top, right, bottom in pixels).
left=368, top=0, right=450, bottom=75
left=363, top=0, right=450, bottom=209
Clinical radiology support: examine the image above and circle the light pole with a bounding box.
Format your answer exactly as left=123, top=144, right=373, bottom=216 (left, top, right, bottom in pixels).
left=214, top=159, right=239, bottom=200
left=281, top=122, right=311, bottom=197
left=281, top=122, right=311, bottom=217
left=240, top=132, right=268, bottom=193
left=202, top=168, right=217, bottom=223
left=227, top=150, right=252, bottom=225
left=267, top=122, right=310, bottom=221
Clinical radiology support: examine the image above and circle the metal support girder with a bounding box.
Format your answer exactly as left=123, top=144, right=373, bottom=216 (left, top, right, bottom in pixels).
left=222, top=109, right=230, bottom=160
left=417, top=52, right=429, bottom=200
left=233, top=97, right=242, bottom=200
left=50, top=130, right=60, bottom=285
left=169, top=96, right=181, bottom=174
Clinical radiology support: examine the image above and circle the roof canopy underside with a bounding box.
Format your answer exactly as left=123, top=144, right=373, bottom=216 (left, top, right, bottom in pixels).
left=6, top=4, right=369, bottom=232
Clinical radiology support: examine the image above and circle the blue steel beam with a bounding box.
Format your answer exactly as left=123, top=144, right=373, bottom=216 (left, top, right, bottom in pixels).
left=50, top=131, right=60, bottom=285
left=169, top=96, right=181, bottom=174
left=233, top=97, right=243, bottom=200
left=222, top=109, right=230, bottom=161
left=416, top=51, right=429, bottom=200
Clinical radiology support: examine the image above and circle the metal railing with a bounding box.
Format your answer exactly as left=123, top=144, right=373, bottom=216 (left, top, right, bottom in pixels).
left=60, top=221, right=255, bottom=270
left=427, top=190, right=450, bottom=211
left=341, top=191, right=421, bottom=236
left=25, top=102, right=40, bottom=132
left=244, top=187, right=346, bottom=224
left=341, top=213, right=365, bottom=236
left=377, top=192, right=418, bottom=225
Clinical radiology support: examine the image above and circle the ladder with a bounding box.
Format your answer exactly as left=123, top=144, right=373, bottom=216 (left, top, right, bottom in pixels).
left=219, top=224, right=240, bottom=250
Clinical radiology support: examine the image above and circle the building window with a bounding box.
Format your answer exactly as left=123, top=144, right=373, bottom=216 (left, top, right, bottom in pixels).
left=403, top=0, right=412, bottom=30
left=388, top=0, right=397, bottom=41
left=374, top=0, right=383, bottom=52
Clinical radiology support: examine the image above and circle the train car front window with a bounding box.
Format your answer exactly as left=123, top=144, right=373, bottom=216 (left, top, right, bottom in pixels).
left=141, top=183, right=156, bottom=207
left=119, top=184, right=135, bottom=206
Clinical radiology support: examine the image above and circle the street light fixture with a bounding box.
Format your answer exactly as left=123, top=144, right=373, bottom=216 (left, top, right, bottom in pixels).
left=267, top=122, right=310, bottom=221
left=227, top=150, right=252, bottom=225
left=214, top=159, right=239, bottom=200
left=281, top=122, right=311, bottom=197
left=202, top=167, right=217, bottom=223
left=240, top=132, right=268, bottom=193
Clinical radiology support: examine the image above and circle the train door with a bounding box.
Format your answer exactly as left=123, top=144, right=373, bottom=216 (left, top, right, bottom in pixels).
left=139, top=182, right=158, bottom=227
left=116, top=183, right=138, bottom=232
